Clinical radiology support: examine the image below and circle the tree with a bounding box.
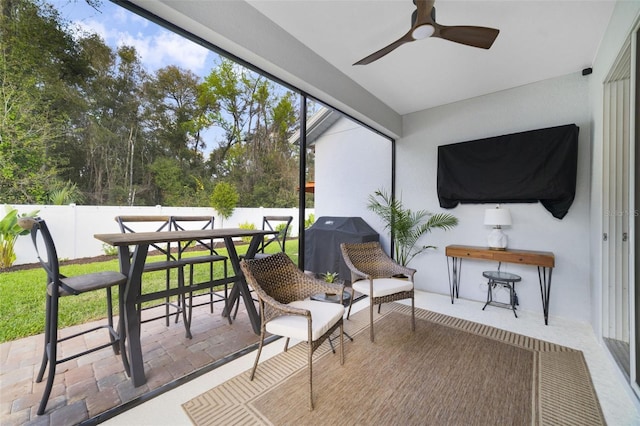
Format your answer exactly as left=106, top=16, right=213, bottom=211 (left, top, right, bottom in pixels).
left=210, top=182, right=238, bottom=226
left=201, top=59, right=300, bottom=207
left=64, top=42, right=147, bottom=205
left=1, top=1, right=310, bottom=209
left=0, top=0, right=87, bottom=203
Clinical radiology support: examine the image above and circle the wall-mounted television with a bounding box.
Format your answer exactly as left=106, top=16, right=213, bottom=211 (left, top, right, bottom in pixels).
left=437, top=124, right=579, bottom=219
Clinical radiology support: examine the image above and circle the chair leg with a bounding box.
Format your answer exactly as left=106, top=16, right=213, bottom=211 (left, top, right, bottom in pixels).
left=411, top=295, right=416, bottom=331
left=308, top=342, right=314, bottom=411
left=250, top=332, right=266, bottom=381
left=36, top=294, right=52, bottom=383
left=106, top=287, right=119, bottom=355
left=178, top=268, right=192, bottom=339
left=340, top=322, right=344, bottom=365
left=369, top=300, right=375, bottom=342
left=223, top=280, right=232, bottom=325
left=209, top=263, right=214, bottom=314
left=165, top=269, right=171, bottom=327
left=37, top=294, right=58, bottom=415
left=346, top=288, right=355, bottom=319
left=284, top=337, right=290, bottom=352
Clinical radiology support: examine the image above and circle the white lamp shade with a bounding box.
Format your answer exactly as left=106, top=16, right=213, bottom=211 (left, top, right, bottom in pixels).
left=484, top=207, right=512, bottom=226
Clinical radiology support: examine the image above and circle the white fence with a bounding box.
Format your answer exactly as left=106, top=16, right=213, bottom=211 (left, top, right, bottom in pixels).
left=9, top=205, right=313, bottom=266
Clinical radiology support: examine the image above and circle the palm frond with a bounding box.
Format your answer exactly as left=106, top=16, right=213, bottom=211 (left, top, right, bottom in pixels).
left=367, top=188, right=459, bottom=266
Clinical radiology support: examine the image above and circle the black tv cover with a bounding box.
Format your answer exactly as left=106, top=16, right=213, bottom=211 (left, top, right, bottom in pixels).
left=437, top=124, right=578, bottom=219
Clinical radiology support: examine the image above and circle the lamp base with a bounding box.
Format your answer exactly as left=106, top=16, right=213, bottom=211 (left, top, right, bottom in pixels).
left=487, top=227, right=508, bottom=250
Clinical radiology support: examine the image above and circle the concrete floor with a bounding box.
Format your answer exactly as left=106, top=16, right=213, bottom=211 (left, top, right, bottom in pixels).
left=104, top=291, right=640, bottom=426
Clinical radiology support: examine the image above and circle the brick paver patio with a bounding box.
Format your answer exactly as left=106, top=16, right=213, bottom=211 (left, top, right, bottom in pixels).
left=0, top=295, right=259, bottom=425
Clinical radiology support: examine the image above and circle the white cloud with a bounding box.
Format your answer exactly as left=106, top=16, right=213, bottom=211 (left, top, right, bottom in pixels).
left=71, top=18, right=108, bottom=42
left=64, top=1, right=209, bottom=75
left=153, top=32, right=209, bottom=71
left=113, top=30, right=209, bottom=73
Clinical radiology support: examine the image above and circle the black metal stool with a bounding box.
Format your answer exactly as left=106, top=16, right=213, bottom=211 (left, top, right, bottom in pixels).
left=482, top=269, right=522, bottom=317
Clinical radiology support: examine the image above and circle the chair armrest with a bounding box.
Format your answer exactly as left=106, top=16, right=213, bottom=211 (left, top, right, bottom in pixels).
left=344, top=254, right=416, bottom=281
left=388, top=263, right=417, bottom=280
left=260, top=293, right=310, bottom=323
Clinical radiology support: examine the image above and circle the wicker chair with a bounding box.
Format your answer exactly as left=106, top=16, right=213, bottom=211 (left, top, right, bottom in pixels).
left=240, top=252, right=345, bottom=410
left=340, top=241, right=416, bottom=342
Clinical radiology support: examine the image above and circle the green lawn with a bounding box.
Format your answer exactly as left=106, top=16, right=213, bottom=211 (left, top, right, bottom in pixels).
left=0, top=240, right=299, bottom=343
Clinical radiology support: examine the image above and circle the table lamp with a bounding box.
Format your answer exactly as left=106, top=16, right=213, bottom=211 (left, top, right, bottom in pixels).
left=484, top=205, right=512, bottom=250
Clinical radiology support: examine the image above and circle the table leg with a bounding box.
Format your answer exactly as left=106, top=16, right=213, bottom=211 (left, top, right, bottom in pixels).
left=222, top=235, right=263, bottom=334
left=119, top=243, right=149, bottom=387
left=538, top=266, right=553, bottom=325
left=117, top=279, right=130, bottom=376
left=446, top=256, right=462, bottom=303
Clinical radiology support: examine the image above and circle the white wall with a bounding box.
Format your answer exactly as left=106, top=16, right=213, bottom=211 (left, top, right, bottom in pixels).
left=399, top=72, right=592, bottom=323
left=314, top=116, right=393, bottom=251
left=9, top=205, right=312, bottom=266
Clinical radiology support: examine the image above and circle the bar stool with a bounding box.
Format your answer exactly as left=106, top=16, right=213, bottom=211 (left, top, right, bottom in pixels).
left=482, top=268, right=522, bottom=317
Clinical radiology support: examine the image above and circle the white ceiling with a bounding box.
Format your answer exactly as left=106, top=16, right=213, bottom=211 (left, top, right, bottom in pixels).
left=247, top=0, right=615, bottom=115
left=132, top=0, right=616, bottom=134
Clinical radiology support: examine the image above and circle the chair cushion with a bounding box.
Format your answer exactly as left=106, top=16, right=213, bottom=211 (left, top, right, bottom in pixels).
left=265, top=300, right=344, bottom=342
left=352, top=277, right=413, bottom=298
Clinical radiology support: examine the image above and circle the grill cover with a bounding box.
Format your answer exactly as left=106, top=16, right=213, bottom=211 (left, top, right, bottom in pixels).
left=304, top=217, right=379, bottom=281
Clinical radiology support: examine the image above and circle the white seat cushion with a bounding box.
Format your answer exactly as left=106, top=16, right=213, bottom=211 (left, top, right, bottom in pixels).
left=352, top=277, right=413, bottom=298
left=265, top=300, right=344, bottom=342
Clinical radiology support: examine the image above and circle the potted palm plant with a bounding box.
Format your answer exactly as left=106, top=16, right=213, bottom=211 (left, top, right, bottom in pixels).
left=321, top=271, right=339, bottom=296
left=367, top=188, right=458, bottom=266
left=0, top=205, right=39, bottom=269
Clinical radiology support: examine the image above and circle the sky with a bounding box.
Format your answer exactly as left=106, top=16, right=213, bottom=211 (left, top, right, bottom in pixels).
left=49, top=0, right=230, bottom=153
left=51, top=0, right=218, bottom=76
left=48, top=1, right=319, bottom=153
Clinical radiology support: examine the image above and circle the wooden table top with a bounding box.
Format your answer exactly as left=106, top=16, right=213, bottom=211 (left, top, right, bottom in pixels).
left=95, top=228, right=276, bottom=246
left=445, top=244, right=555, bottom=268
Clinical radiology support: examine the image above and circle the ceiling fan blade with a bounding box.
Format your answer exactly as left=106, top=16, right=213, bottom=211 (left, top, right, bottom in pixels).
left=353, top=31, right=414, bottom=65
left=413, top=0, right=436, bottom=27
left=434, top=25, right=499, bottom=49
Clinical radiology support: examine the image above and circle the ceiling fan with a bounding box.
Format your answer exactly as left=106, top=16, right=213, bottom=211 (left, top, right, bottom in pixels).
left=354, top=0, right=500, bottom=65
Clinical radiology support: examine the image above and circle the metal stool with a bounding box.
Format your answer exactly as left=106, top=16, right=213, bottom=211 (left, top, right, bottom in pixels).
left=482, top=269, right=522, bottom=317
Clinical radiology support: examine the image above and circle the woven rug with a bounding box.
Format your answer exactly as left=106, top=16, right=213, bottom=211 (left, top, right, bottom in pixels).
left=183, top=303, right=605, bottom=425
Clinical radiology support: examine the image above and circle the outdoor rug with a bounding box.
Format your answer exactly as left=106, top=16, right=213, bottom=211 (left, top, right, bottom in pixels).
left=183, top=303, right=605, bottom=425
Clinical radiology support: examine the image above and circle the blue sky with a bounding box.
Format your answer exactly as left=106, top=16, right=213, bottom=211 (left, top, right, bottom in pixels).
left=48, top=1, right=314, bottom=154
left=52, top=0, right=218, bottom=76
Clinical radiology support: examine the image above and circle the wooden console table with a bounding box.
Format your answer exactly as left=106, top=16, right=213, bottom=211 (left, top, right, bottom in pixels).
left=445, top=245, right=555, bottom=325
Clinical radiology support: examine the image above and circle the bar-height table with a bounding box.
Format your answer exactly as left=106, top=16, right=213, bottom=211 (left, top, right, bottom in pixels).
left=95, top=228, right=276, bottom=387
